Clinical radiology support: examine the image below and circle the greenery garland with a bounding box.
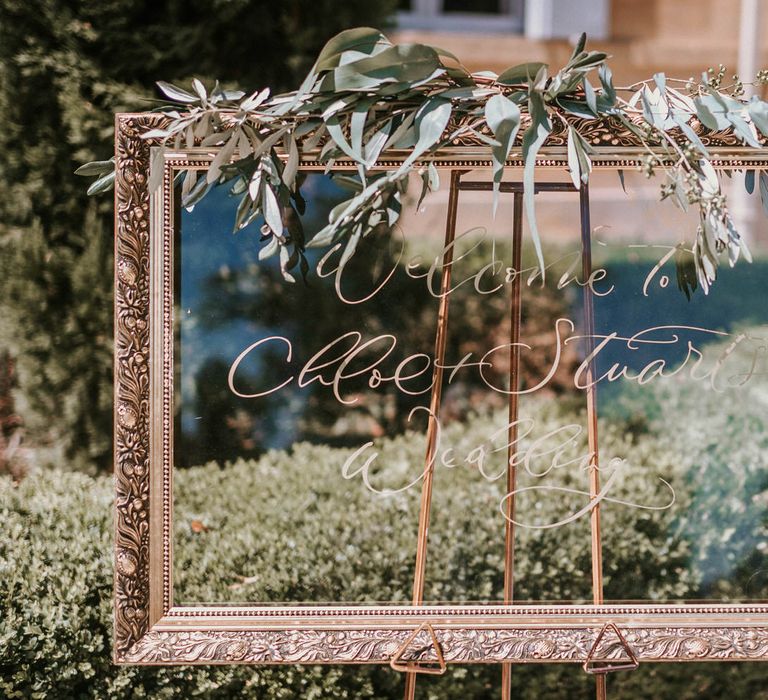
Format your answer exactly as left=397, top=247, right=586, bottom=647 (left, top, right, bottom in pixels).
left=78, top=27, right=768, bottom=294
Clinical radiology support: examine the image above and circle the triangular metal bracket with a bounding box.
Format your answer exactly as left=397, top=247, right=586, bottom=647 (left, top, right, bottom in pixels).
left=583, top=622, right=640, bottom=675
left=389, top=622, right=447, bottom=676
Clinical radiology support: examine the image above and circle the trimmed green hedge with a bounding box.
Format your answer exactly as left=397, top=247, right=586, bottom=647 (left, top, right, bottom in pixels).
left=3, top=465, right=767, bottom=698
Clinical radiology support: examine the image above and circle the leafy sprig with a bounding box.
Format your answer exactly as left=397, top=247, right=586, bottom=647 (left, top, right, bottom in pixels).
left=79, top=27, right=768, bottom=294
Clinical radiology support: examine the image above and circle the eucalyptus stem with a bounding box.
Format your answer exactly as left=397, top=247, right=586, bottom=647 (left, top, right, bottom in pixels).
left=78, top=27, right=768, bottom=295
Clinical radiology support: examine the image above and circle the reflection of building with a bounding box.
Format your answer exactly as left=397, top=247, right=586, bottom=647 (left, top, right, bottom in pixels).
left=393, top=0, right=767, bottom=248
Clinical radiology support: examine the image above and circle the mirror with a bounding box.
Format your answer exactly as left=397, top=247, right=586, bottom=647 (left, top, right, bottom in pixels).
left=172, top=166, right=768, bottom=607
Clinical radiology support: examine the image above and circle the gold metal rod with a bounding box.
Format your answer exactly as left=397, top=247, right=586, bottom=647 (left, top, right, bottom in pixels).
left=404, top=169, right=464, bottom=700
left=596, top=675, right=607, bottom=700
left=500, top=191, right=524, bottom=699
left=579, top=183, right=604, bottom=606
left=579, top=184, right=606, bottom=700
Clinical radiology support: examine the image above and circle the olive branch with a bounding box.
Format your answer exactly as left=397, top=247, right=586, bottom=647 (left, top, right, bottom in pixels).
left=78, top=27, right=768, bottom=294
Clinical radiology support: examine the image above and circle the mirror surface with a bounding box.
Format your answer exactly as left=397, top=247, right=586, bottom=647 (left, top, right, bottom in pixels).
left=173, top=169, right=768, bottom=606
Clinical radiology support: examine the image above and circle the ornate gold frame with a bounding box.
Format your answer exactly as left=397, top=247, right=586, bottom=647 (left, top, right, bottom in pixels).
left=114, top=113, right=768, bottom=675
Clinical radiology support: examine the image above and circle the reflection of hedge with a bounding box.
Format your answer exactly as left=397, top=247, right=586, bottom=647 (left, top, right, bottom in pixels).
left=3, top=334, right=768, bottom=698
left=173, top=398, right=693, bottom=606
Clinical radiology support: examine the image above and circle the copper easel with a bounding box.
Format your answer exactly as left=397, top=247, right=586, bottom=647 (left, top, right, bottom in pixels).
left=400, top=173, right=607, bottom=700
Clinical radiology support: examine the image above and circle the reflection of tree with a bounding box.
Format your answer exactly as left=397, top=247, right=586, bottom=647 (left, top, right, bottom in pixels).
left=184, top=228, right=580, bottom=464
left=179, top=359, right=261, bottom=467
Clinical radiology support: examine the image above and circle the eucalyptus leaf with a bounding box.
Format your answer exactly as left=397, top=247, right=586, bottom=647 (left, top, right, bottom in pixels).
left=522, top=91, right=551, bottom=277
left=248, top=170, right=262, bottom=201
left=397, top=97, right=452, bottom=173
left=74, top=159, right=114, bottom=176
left=695, top=99, right=721, bottom=131
left=221, top=89, right=245, bottom=101
left=240, top=87, right=270, bottom=111
left=583, top=79, right=597, bottom=115
left=302, top=123, right=327, bottom=151
left=695, top=93, right=732, bottom=131
left=566, top=125, right=594, bottom=189
left=206, top=131, right=238, bottom=184
left=745, top=169, right=756, bottom=195
left=233, top=190, right=253, bottom=231
left=192, top=78, right=207, bottom=101
left=673, top=115, right=710, bottom=157
left=321, top=95, right=358, bottom=120
left=326, top=115, right=363, bottom=163
left=383, top=111, right=416, bottom=150
left=464, top=128, right=502, bottom=147
left=258, top=235, right=280, bottom=261
left=253, top=126, right=290, bottom=159
left=181, top=168, right=197, bottom=200
left=86, top=171, right=115, bottom=196
left=315, top=27, right=386, bottom=71
left=181, top=174, right=212, bottom=211
left=748, top=98, right=768, bottom=137
left=568, top=51, right=608, bottom=70
left=157, top=81, right=199, bottom=103
left=598, top=64, right=616, bottom=110
left=141, top=128, right=172, bottom=140
left=727, top=112, right=761, bottom=148
left=148, top=146, right=167, bottom=193
left=674, top=244, right=698, bottom=300
left=570, top=33, right=587, bottom=61
left=416, top=169, right=431, bottom=211
left=283, top=135, right=300, bottom=190
left=263, top=184, right=284, bottom=236
left=386, top=187, right=402, bottom=226
left=350, top=99, right=374, bottom=162
left=325, top=44, right=442, bottom=92
left=555, top=98, right=596, bottom=120
left=279, top=245, right=297, bottom=282
left=484, top=93, right=521, bottom=212
left=339, top=229, right=362, bottom=268
left=497, top=62, right=547, bottom=86
left=759, top=171, right=768, bottom=216
left=363, top=119, right=393, bottom=167
left=428, top=162, right=439, bottom=191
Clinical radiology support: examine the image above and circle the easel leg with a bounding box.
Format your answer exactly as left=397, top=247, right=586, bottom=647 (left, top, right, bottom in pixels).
left=404, top=169, right=464, bottom=700
left=500, top=191, right=524, bottom=699
left=579, top=183, right=606, bottom=700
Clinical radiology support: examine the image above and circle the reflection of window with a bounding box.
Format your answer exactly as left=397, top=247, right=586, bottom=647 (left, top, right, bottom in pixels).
left=397, top=0, right=524, bottom=33
left=443, top=0, right=503, bottom=12
left=397, top=0, right=610, bottom=39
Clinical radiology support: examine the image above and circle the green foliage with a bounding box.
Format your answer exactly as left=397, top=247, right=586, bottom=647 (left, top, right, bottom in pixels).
left=85, top=28, right=768, bottom=294
left=0, top=0, right=397, bottom=473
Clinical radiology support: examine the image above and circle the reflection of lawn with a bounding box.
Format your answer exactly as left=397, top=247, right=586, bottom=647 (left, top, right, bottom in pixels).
left=600, top=325, right=768, bottom=600
left=594, top=256, right=768, bottom=354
